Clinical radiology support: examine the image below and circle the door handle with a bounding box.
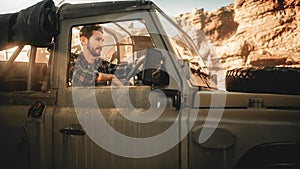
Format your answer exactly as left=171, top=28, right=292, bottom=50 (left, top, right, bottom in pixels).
left=60, top=124, right=86, bottom=136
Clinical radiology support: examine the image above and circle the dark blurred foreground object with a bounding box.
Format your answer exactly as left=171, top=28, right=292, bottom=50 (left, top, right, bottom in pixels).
left=0, top=0, right=58, bottom=50
left=226, top=67, right=300, bottom=95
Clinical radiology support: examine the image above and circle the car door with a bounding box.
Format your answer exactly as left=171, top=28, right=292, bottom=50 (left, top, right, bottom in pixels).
left=52, top=11, right=183, bottom=169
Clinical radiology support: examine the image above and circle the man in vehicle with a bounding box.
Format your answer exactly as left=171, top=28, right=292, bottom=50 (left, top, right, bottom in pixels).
left=72, top=24, right=121, bottom=86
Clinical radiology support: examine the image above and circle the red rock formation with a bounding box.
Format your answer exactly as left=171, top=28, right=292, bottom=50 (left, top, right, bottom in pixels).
left=175, top=0, right=300, bottom=89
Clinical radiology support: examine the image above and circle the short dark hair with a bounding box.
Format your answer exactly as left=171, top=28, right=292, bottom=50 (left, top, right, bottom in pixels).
left=79, top=25, right=103, bottom=39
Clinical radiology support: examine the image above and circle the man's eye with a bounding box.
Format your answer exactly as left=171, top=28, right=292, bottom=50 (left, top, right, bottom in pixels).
left=96, top=38, right=104, bottom=42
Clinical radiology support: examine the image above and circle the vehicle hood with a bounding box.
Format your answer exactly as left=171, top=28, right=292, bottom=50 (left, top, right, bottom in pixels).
left=193, top=91, right=300, bottom=109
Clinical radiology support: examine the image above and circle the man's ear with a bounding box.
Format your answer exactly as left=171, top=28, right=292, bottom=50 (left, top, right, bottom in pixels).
left=80, top=36, right=87, bottom=45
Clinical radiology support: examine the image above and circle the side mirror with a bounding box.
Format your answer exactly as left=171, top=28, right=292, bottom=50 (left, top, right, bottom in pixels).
left=142, top=48, right=169, bottom=86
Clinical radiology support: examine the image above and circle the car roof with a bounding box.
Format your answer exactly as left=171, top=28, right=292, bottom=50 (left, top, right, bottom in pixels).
left=58, top=1, right=155, bottom=19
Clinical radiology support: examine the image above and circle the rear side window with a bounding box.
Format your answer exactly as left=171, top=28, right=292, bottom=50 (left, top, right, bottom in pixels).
left=0, top=45, right=50, bottom=92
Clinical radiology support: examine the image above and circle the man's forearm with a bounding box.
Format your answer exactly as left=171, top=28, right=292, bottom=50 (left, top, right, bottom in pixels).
left=96, top=73, right=114, bottom=82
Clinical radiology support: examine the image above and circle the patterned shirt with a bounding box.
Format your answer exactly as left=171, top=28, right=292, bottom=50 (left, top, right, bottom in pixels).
left=72, top=53, right=104, bottom=86
left=72, top=53, right=138, bottom=86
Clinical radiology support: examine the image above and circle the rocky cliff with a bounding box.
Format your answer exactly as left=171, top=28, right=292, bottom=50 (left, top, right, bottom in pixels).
left=175, top=0, right=300, bottom=89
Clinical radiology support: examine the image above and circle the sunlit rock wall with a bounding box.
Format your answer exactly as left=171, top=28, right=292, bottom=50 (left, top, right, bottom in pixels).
left=175, top=0, right=300, bottom=89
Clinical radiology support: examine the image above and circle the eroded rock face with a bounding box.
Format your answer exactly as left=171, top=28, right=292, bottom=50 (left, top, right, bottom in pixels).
left=175, top=0, right=300, bottom=89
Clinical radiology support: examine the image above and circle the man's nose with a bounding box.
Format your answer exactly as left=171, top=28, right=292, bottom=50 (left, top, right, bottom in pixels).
left=99, top=40, right=104, bottom=46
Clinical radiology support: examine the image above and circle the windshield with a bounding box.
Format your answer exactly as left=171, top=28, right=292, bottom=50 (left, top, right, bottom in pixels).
left=156, top=12, right=213, bottom=87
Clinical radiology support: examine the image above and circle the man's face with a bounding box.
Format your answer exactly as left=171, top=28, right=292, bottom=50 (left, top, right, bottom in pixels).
left=87, top=30, right=104, bottom=57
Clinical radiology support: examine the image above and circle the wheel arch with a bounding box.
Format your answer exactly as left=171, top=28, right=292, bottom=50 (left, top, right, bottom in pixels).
left=234, top=142, right=300, bottom=169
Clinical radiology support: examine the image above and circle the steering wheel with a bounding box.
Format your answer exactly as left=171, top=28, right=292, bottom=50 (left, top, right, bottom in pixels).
left=125, top=57, right=146, bottom=82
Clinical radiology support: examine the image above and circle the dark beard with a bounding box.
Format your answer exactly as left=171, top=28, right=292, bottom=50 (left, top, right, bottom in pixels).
left=87, top=41, right=101, bottom=57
